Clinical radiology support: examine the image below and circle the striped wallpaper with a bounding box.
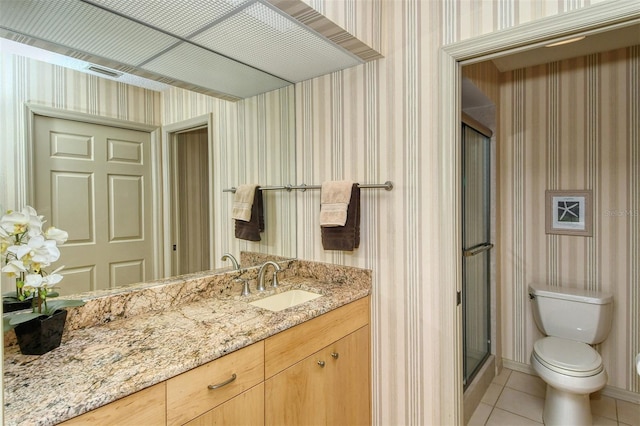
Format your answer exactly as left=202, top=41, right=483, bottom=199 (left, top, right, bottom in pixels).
left=294, top=0, right=635, bottom=424
left=161, top=85, right=297, bottom=264
left=499, top=46, right=640, bottom=395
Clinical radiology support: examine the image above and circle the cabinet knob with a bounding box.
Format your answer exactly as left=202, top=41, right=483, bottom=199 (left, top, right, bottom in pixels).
left=208, top=373, right=237, bottom=389
left=331, top=352, right=339, bottom=359
left=317, top=360, right=326, bottom=368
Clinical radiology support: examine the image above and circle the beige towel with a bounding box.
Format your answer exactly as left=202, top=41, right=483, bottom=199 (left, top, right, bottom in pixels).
left=320, top=180, right=354, bottom=226
left=232, top=184, right=258, bottom=222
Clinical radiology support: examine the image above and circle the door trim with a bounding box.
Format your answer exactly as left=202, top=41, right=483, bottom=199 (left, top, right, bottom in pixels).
left=439, top=2, right=640, bottom=424
left=162, top=114, right=215, bottom=278
left=24, top=103, right=164, bottom=279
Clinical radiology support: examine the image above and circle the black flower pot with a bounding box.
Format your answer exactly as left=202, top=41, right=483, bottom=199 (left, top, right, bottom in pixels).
left=2, top=299, right=33, bottom=313
left=14, top=309, right=68, bottom=355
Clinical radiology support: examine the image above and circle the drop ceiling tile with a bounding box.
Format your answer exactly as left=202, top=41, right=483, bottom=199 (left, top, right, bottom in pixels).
left=0, top=0, right=177, bottom=65
left=89, top=0, right=252, bottom=38
left=141, top=42, right=291, bottom=98
left=190, top=1, right=362, bottom=82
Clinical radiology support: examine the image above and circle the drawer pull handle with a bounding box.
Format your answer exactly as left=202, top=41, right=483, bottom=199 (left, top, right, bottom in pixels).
left=331, top=352, right=339, bottom=359
left=208, top=373, right=237, bottom=390
left=317, top=360, right=326, bottom=368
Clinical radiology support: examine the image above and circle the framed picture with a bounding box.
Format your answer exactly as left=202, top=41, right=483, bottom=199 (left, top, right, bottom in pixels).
left=545, top=190, right=593, bottom=236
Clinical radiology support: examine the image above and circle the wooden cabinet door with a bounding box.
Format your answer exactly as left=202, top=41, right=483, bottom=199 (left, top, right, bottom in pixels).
left=327, top=325, right=371, bottom=426
left=185, top=383, right=264, bottom=426
left=265, top=349, right=329, bottom=425
left=265, top=326, right=371, bottom=426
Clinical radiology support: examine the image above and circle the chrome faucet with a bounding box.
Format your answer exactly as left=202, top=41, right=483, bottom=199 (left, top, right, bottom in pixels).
left=221, top=252, right=239, bottom=270
left=256, top=261, right=282, bottom=292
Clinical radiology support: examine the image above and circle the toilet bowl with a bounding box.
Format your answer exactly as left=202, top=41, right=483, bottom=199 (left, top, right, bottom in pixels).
left=528, top=284, right=613, bottom=426
left=531, top=337, right=608, bottom=425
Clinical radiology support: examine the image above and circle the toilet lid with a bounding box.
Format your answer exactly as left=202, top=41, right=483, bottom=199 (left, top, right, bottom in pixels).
left=534, top=337, right=603, bottom=377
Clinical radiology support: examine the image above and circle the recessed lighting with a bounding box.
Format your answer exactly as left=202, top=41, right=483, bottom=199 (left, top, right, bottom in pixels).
left=545, top=36, right=586, bottom=47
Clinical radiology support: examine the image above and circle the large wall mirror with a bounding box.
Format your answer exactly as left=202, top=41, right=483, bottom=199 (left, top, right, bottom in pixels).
left=0, top=46, right=297, bottom=295
left=0, top=0, right=381, bottom=295
left=0, top=22, right=294, bottom=295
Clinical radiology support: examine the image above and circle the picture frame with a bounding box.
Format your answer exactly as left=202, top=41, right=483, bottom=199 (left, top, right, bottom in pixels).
left=545, top=190, right=593, bottom=236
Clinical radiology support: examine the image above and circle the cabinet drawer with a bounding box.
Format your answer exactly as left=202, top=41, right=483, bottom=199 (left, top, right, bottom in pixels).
left=265, top=296, right=369, bottom=378
left=167, top=341, right=264, bottom=426
left=60, top=382, right=166, bottom=425
left=185, top=382, right=264, bottom=426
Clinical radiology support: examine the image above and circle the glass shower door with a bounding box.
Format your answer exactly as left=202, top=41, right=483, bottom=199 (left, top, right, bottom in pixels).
left=462, top=123, right=492, bottom=388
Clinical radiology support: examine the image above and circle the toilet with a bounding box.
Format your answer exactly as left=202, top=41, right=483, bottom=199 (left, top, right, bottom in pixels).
left=528, top=284, right=613, bottom=426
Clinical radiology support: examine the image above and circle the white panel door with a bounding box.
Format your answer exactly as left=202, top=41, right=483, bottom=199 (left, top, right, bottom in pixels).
left=34, top=115, right=153, bottom=294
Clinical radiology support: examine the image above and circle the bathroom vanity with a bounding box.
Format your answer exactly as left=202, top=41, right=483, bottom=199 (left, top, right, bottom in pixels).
left=3, top=260, right=372, bottom=426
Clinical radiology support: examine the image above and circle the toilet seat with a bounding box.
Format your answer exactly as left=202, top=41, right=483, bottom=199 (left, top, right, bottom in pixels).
left=533, top=337, right=603, bottom=377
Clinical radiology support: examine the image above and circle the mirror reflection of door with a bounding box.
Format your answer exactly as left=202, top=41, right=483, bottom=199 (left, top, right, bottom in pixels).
left=34, top=115, right=154, bottom=294
left=171, top=127, right=211, bottom=275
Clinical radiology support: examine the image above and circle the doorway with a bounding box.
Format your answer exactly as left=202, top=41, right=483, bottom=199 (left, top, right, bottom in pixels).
left=168, top=124, right=214, bottom=276
left=439, top=3, right=636, bottom=423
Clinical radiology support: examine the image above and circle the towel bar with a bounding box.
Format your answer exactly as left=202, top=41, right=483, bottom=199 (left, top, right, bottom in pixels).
left=223, top=181, right=393, bottom=193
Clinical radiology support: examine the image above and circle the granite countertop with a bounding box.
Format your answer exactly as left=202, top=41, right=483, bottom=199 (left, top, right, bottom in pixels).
left=3, top=261, right=371, bottom=426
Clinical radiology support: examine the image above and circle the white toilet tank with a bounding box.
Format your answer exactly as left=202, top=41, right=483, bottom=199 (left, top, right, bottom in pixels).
left=528, top=284, right=613, bottom=344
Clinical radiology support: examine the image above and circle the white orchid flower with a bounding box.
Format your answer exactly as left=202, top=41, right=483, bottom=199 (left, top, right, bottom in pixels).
left=44, top=226, right=68, bottom=245
left=1, top=260, right=27, bottom=276
left=23, top=206, right=46, bottom=237
left=0, top=206, right=46, bottom=237
left=24, top=267, right=64, bottom=290
left=42, top=272, right=64, bottom=286
left=0, top=227, right=12, bottom=255
left=7, top=244, right=31, bottom=261
left=0, top=209, right=29, bottom=235
left=24, top=273, right=44, bottom=288
left=29, top=236, right=61, bottom=265
left=1, top=207, right=71, bottom=309
left=8, top=235, right=60, bottom=265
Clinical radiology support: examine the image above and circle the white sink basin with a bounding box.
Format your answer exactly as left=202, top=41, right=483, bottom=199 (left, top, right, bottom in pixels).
left=249, top=290, right=322, bottom=312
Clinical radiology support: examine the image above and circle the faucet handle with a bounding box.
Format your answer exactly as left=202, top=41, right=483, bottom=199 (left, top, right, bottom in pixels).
left=235, top=278, right=251, bottom=297
left=272, top=270, right=280, bottom=288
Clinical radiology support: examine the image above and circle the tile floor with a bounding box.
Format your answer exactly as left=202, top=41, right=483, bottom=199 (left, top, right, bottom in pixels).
left=467, top=368, right=640, bottom=426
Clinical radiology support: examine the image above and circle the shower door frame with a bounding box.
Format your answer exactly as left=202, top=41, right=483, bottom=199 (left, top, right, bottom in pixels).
left=461, top=119, right=493, bottom=389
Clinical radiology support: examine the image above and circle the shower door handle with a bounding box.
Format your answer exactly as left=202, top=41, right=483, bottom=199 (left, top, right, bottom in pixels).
left=463, top=243, right=494, bottom=257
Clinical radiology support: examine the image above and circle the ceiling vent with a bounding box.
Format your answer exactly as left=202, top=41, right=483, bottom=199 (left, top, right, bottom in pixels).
left=86, top=65, right=122, bottom=78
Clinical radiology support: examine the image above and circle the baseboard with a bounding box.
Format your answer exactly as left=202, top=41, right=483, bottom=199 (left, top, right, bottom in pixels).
left=601, top=385, right=640, bottom=404
left=501, top=359, right=640, bottom=405
left=502, top=359, right=535, bottom=375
